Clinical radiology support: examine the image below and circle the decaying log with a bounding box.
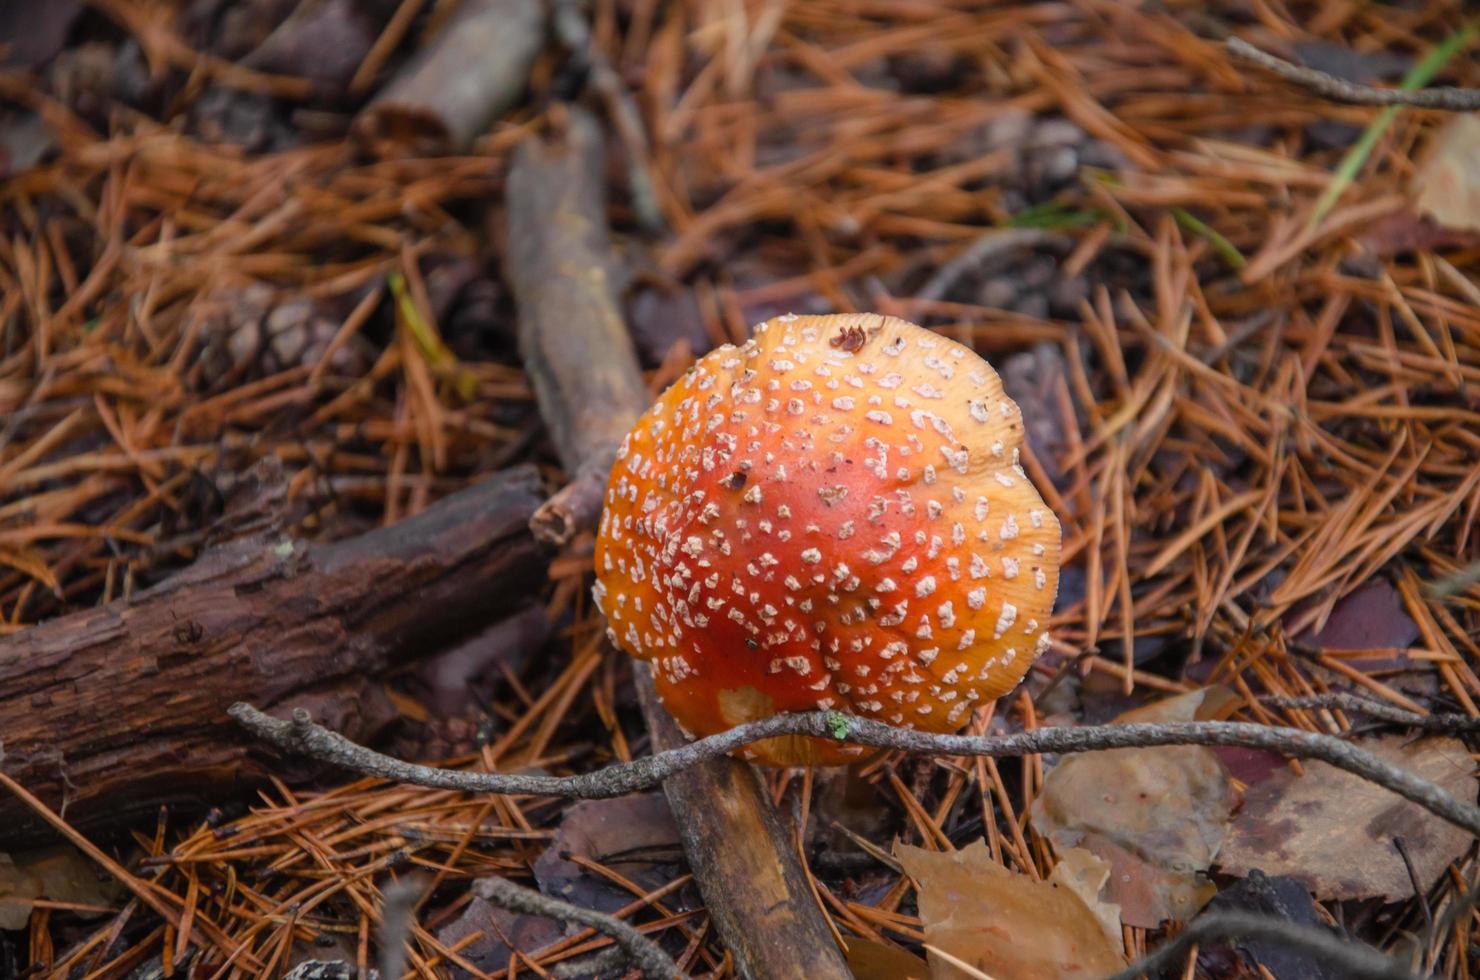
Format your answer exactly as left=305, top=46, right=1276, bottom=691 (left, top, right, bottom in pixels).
left=505, top=106, right=651, bottom=546
left=503, top=111, right=853, bottom=980
left=0, top=464, right=546, bottom=846
left=355, top=0, right=545, bottom=153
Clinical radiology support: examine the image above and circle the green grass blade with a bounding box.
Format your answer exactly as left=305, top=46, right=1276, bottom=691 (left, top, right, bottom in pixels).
left=1309, top=21, right=1478, bottom=229
left=1009, top=199, right=1107, bottom=229
left=1172, top=207, right=1247, bottom=270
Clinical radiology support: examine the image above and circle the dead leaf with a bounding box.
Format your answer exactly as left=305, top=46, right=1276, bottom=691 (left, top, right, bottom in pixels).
left=0, top=846, right=118, bottom=930
left=0, top=0, right=81, bottom=69
left=533, top=794, right=686, bottom=915
left=844, top=938, right=930, bottom=980
left=434, top=896, right=564, bottom=979
left=1031, top=687, right=1235, bottom=927
left=898, top=839, right=1127, bottom=980
left=1048, top=848, right=1122, bottom=948
left=1286, top=579, right=1438, bottom=709
left=1412, top=114, right=1480, bottom=233
left=1198, top=870, right=1344, bottom=980
left=1295, top=579, right=1420, bottom=651
left=1215, top=735, right=1477, bottom=901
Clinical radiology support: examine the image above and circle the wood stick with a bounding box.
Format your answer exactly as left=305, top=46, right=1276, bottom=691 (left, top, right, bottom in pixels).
left=355, top=0, right=545, bottom=153
left=505, top=106, right=650, bottom=546
left=0, top=464, right=546, bottom=846
left=502, top=109, right=853, bottom=979
left=634, top=673, right=855, bottom=979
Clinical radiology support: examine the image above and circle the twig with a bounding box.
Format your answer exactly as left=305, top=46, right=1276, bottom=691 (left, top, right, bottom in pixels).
left=377, top=876, right=424, bottom=980
left=551, top=944, right=632, bottom=980
left=531, top=449, right=622, bottom=546
left=473, top=877, right=683, bottom=980
left=1261, top=693, right=1480, bottom=733
left=1303, top=23, right=1477, bottom=229
left=1227, top=37, right=1480, bottom=110
left=229, top=705, right=1480, bottom=836
left=1392, top=838, right=1433, bottom=933
left=552, top=0, right=667, bottom=235
left=914, top=229, right=1070, bottom=305
left=1105, top=910, right=1422, bottom=980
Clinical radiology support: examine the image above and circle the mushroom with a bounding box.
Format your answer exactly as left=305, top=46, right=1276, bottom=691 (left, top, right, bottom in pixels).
left=593, top=313, right=1062, bottom=765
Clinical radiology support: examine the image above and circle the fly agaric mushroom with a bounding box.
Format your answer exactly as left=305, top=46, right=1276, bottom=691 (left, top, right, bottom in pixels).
left=593, top=313, right=1061, bottom=765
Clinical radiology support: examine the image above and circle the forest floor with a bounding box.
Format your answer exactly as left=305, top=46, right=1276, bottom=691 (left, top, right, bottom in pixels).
left=2, top=1, right=1479, bottom=978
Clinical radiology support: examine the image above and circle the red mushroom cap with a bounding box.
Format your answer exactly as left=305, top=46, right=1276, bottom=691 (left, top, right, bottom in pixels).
left=594, top=314, right=1061, bottom=765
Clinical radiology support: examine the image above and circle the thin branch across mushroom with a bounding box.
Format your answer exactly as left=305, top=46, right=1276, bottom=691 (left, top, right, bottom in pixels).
left=594, top=313, right=1063, bottom=765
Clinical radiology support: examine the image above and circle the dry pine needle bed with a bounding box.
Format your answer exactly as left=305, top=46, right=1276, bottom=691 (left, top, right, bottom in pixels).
left=1, top=1, right=1479, bottom=978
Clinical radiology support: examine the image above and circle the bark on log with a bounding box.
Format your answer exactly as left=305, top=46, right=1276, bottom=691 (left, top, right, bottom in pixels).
left=503, top=110, right=853, bottom=980
left=0, top=464, right=546, bottom=846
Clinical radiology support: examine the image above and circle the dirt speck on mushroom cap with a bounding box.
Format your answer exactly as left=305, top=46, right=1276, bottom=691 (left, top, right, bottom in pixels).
left=593, top=313, right=1062, bottom=765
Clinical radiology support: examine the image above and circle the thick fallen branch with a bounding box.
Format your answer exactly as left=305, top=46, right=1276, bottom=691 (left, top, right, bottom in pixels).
left=505, top=106, right=651, bottom=546
left=356, top=0, right=545, bottom=152
left=501, top=110, right=851, bottom=980
left=229, top=706, right=1480, bottom=837
left=0, top=464, right=546, bottom=845
left=1227, top=37, right=1480, bottom=111
left=1106, top=910, right=1421, bottom=980
left=632, top=669, right=850, bottom=980
left=474, top=877, right=683, bottom=980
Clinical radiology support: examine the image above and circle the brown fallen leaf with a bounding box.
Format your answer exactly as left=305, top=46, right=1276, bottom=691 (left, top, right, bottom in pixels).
left=1215, top=735, right=1477, bottom=901
left=1289, top=579, right=1438, bottom=708
left=532, top=794, right=686, bottom=915
left=1030, top=687, right=1235, bottom=927
left=1412, top=114, right=1480, bottom=233
left=0, top=846, right=118, bottom=930
left=1198, top=870, right=1345, bottom=980
left=434, top=895, right=564, bottom=979
left=1049, top=847, right=1124, bottom=949
left=898, top=840, right=1127, bottom=980
left=0, top=0, right=81, bottom=70
left=1295, top=579, right=1419, bottom=651
left=844, top=937, right=930, bottom=980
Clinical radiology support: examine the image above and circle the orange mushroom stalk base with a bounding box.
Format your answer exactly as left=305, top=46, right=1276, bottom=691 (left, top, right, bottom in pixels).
left=594, top=314, right=1062, bottom=766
